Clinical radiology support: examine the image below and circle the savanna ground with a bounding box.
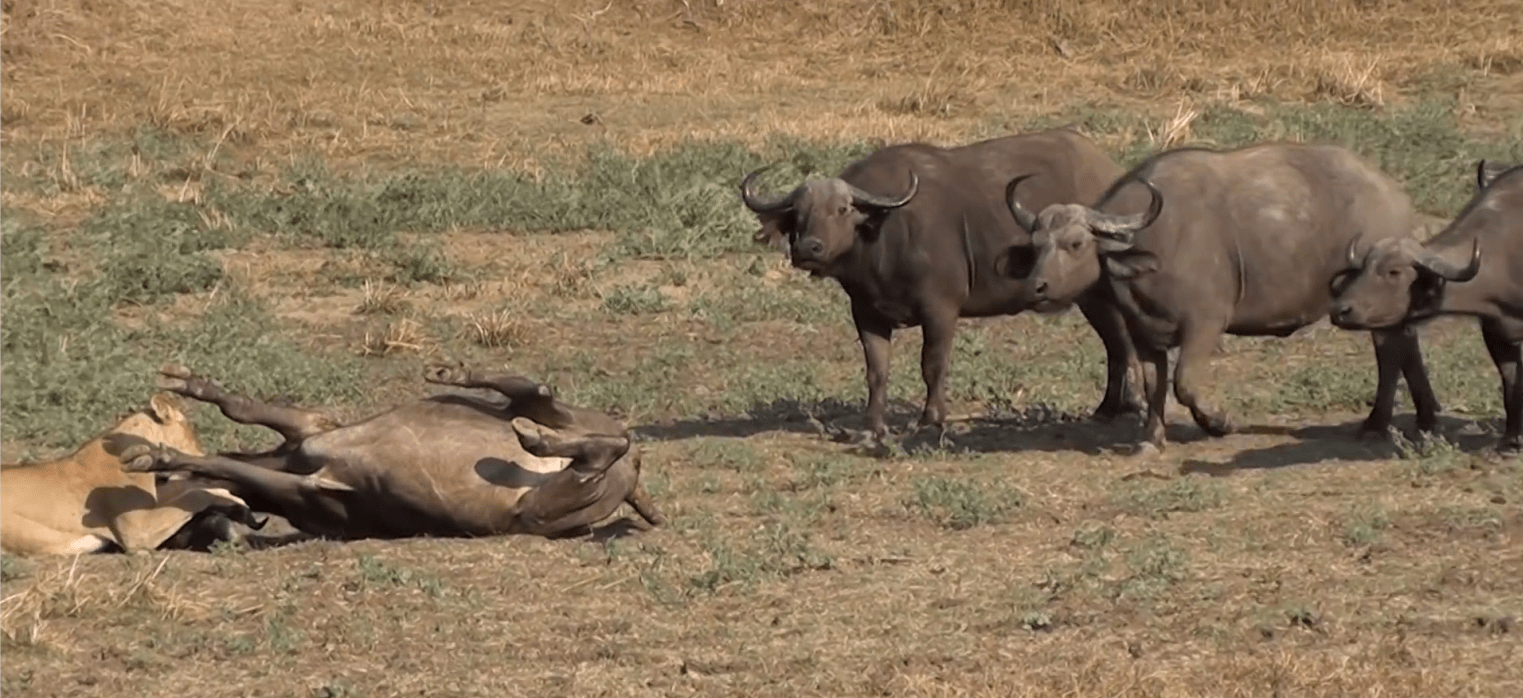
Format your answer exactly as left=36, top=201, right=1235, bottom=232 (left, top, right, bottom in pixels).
left=3, top=0, right=1523, bottom=695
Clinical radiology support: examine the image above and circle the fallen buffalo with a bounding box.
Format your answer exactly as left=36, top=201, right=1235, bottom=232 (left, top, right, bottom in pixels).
left=120, top=364, right=666, bottom=540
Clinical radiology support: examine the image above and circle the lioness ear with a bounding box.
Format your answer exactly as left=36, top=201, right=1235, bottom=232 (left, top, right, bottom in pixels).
left=147, top=392, right=183, bottom=424
left=1104, top=250, right=1160, bottom=280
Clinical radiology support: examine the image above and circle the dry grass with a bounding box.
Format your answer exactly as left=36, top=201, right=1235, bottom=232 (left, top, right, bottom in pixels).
left=4, top=0, right=1521, bottom=168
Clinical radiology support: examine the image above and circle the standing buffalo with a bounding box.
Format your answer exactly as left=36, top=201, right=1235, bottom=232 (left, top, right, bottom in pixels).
left=1007, top=142, right=1443, bottom=451
left=739, top=128, right=1141, bottom=441
left=1331, top=160, right=1523, bottom=455
left=120, top=364, right=665, bottom=540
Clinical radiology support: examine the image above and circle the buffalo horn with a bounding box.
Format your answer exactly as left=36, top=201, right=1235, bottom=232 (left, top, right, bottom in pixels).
left=848, top=172, right=919, bottom=209
left=1346, top=238, right=1363, bottom=270
left=739, top=168, right=797, bottom=214
left=1477, top=159, right=1492, bottom=190
left=1004, top=173, right=1039, bottom=232
left=1414, top=239, right=1481, bottom=282
left=1090, top=178, right=1164, bottom=238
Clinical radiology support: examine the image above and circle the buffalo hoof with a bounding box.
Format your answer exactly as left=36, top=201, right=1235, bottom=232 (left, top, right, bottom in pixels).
left=1197, top=415, right=1234, bottom=438
left=1498, top=438, right=1521, bottom=460
left=423, top=361, right=470, bottom=386
left=155, top=363, right=198, bottom=392
left=511, top=417, right=562, bottom=455
left=1356, top=421, right=1397, bottom=442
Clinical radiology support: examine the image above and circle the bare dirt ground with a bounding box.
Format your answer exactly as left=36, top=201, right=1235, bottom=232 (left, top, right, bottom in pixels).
left=3, top=1, right=1523, bottom=697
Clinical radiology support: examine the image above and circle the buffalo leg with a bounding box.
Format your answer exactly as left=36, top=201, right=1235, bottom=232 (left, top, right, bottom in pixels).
left=1393, top=327, right=1442, bottom=433
left=1137, top=345, right=1171, bottom=450
left=509, top=419, right=640, bottom=535
left=915, top=307, right=960, bottom=436
left=156, top=365, right=339, bottom=443
left=424, top=364, right=598, bottom=432
left=851, top=299, right=895, bottom=439
left=1362, top=330, right=1412, bottom=436
left=120, top=444, right=352, bottom=536
left=1172, top=324, right=1234, bottom=437
left=1481, top=319, right=1522, bottom=455
left=1078, top=294, right=1144, bottom=419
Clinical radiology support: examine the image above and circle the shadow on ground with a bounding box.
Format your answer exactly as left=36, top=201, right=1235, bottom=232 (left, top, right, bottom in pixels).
left=1179, top=415, right=1505, bottom=473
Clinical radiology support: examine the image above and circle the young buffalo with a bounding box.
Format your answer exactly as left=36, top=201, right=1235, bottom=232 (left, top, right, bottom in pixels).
left=121, top=364, right=666, bottom=540
left=1331, top=161, right=1522, bottom=455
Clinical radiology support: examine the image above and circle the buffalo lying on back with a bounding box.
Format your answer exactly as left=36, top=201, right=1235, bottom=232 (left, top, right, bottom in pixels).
left=122, top=364, right=666, bottom=540
left=1332, top=160, right=1523, bottom=455
left=1007, top=142, right=1443, bottom=451
left=740, top=128, right=1142, bottom=441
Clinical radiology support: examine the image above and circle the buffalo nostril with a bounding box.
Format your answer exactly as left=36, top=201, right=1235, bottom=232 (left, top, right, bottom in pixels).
left=799, top=239, right=824, bottom=257
left=1034, top=281, right=1049, bottom=296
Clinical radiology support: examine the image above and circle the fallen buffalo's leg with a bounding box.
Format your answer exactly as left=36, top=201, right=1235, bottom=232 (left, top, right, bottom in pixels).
left=120, top=443, right=352, bottom=535
left=623, top=477, right=667, bottom=528
left=509, top=418, right=644, bottom=536
left=424, top=363, right=619, bottom=432
left=157, top=365, right=341, bottom=444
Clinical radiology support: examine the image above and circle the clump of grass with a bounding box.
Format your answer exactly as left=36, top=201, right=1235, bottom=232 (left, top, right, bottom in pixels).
left=601, top=283, right=674, bottom=315
left=354, top=555, right=445, bottom=598
left=1116, top=535, right=1190, bottom=601
left=463, top=310, right=529, bottom=349
left=686, top=522, right=833, bottom=595
left=1393, top=432, right=1472, bottom=478
left=353, top=279, right=410, bottom=315
left=906, top=476, right=1024, bottom=530
left=1342, top=505, right=1391, bottom=548
left=358, top=318, right=429, bottom=357
left=1111, top=476, right=1224, bottom=519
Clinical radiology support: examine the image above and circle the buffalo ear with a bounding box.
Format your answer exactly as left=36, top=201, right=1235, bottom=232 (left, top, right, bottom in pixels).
left=752, top=212, right=792, bottom=252
left=1328, top=268, right=1357, bottom=297
left=995, top=244, right=1037, bottom=280
left=1104, top=250, right=1159, bottom=280
left=1407, top=269, right=1447, bottom=317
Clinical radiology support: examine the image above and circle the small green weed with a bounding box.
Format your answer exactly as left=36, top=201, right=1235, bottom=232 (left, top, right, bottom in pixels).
left=906, top=476, right=1024, bottom=530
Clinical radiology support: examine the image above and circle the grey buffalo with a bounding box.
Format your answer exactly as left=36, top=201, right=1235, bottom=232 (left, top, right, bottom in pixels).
left=1007, top=142, right=1443, bottom=451
left=1331, top=160, right=1523, bottom=455
left=739, top=128, right=1142, bottom=440
left=120, top=364, right=666, bottom=540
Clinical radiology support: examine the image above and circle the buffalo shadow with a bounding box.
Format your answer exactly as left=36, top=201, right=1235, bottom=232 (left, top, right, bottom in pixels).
left=1178, top=414, right=1506, bottom=474
left=631, top=396, right=1162, bottom=456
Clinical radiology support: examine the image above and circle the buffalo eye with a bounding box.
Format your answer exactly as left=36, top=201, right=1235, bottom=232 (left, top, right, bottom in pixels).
left=837, top=206, right=848, bottom=215
left=1386, top=268, right=1400, bottom=279
left=1068, top=239, right=1083, bottom=252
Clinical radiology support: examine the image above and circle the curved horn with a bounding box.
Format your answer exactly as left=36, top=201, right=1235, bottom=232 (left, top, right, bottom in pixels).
left=849, top=172, right=918, bottom=209
left=1414, top=239, right=1481, bottom=282
left=739, top=167, right=797, bottom=214
left=1477, top=159, right=1492, bottom=190
left=1090, top=178, right=1164, bottom=237
left=1346, top=238, right=1362, bottom=270
left=1004, top=173, right=1039, bottom=233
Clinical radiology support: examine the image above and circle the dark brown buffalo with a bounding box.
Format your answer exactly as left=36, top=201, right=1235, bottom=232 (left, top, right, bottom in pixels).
left=119, top=364, right=666, bottom=540
left=1331, top=160, right=1523, bottom=455
left=1007, top=142, right=1443, bottom=451
left=739, top=128, right=1141, bottom=440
